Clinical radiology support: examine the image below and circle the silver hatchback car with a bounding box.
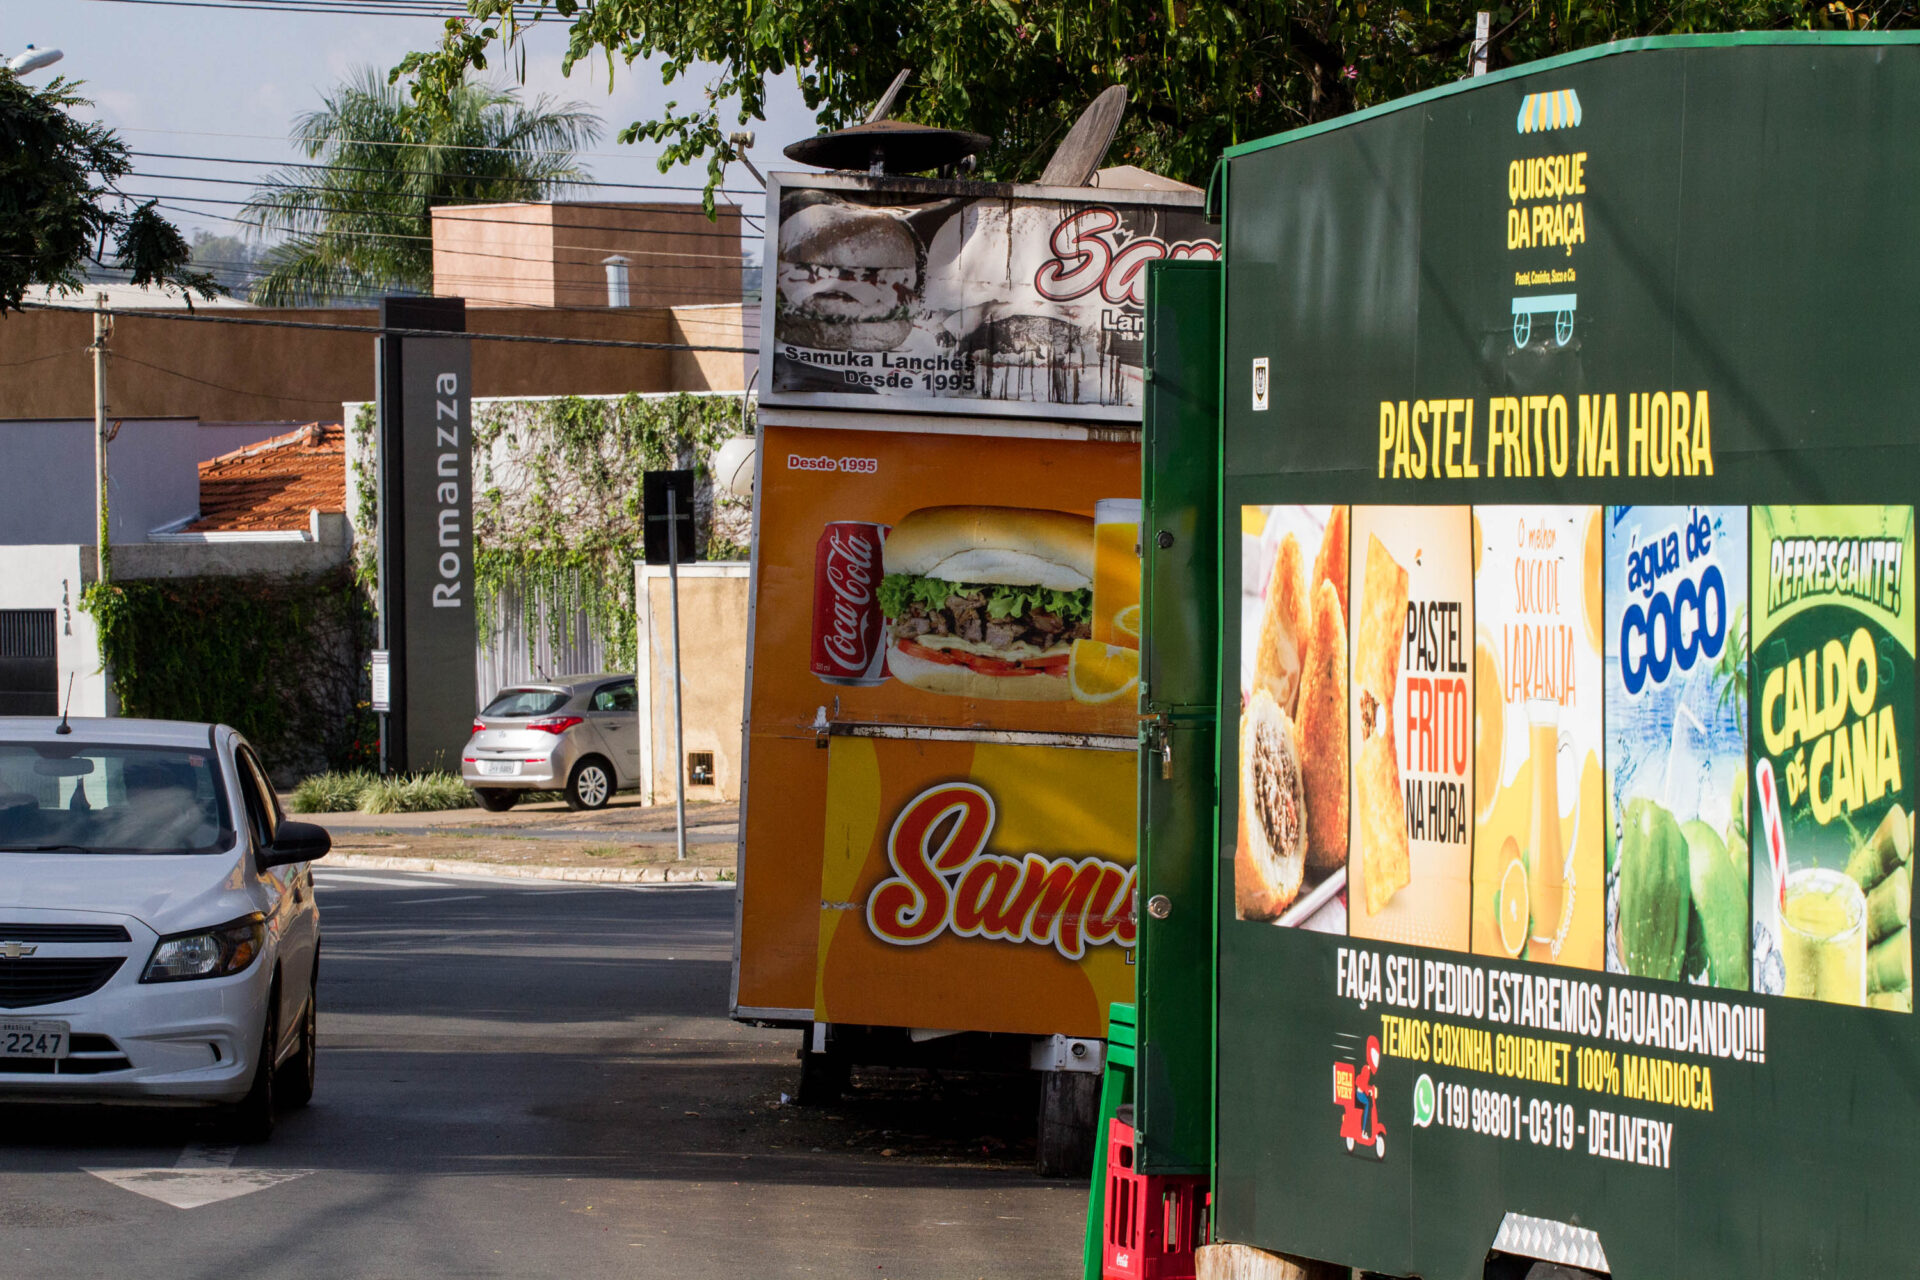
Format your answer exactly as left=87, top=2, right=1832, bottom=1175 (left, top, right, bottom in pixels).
left=461, top=674, right=640, bottom=812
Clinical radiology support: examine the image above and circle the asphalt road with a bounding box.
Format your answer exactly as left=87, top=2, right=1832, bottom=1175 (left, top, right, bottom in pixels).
left=0, top=869, right=1084, bottom=1278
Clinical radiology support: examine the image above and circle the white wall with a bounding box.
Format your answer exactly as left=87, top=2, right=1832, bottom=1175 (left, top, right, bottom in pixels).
left=0, top=419, right=296, bottom=544
left=0, top=546, right=109, bottom=717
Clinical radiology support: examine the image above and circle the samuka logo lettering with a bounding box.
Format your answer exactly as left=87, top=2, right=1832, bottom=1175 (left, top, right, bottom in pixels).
left=864, top=782, right=1136, bottom=960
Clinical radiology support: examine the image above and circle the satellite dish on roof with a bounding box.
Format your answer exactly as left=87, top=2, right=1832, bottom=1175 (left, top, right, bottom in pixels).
left=784, top=64, right=990, bottom=176
left=1038, top=85, right=1129, bottom=188
left=783, top=119, right=990, bottom=177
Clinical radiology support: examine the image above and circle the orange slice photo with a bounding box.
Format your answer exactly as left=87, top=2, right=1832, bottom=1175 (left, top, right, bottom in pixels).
left=1069, top=640, right=1140, bottom=706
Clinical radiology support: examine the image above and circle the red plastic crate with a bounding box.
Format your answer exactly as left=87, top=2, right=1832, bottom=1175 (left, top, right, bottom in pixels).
left=1102, top=1116, right=1209, bottom=1280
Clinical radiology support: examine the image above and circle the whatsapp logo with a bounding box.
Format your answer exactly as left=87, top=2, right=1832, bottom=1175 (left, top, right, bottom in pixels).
left=1413, top=1073, right=1436, bottom=1128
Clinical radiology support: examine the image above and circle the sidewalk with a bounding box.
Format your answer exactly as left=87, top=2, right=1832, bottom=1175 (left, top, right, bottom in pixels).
left=291, top=795, right=740, bottom=881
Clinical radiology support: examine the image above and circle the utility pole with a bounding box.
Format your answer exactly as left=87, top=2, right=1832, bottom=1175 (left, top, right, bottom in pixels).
left=91, top=294, right=110, bottom=583
left=667, top=483, right=688, bottom=863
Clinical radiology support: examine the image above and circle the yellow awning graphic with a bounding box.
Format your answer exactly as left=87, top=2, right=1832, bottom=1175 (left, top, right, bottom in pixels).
left=1516, top=89, right=1583, bottom=133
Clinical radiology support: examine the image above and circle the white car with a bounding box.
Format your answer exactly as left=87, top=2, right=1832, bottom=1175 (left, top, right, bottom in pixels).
left=0, top=717, right=328, bottom=1140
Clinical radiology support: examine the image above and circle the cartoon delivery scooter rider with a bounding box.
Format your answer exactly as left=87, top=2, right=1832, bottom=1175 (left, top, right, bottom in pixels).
left=1335, top=1034, right=1386, bottom=1156
left=1354, top=1035, right=1382, bottom=1141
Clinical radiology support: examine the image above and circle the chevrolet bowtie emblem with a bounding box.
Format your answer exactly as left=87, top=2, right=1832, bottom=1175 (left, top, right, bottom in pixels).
left=0, top=942, right=38, bottom=959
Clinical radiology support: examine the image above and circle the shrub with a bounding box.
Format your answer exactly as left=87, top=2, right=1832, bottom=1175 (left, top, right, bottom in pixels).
left=288, top=770, right=474, bottom=814
left=358, top=772, right=475, bottom=814
left=289, top=770, right=374, bottom=813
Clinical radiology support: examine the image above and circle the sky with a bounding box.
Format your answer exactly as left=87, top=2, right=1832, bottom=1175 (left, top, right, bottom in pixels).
left=1, top=0, right=825, bottom=253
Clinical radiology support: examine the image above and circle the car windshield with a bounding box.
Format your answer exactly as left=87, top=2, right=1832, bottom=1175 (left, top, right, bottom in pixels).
left=0, top=743, right=235, bottom=854
left=481, top=688, right=571, bottom=718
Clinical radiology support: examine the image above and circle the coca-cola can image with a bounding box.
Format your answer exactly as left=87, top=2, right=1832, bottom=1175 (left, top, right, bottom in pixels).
left=811, top=521, right=891, bottom=686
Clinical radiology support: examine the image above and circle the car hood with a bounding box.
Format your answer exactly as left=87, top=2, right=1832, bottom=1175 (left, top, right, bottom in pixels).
left=0, top=849, right=259, bottom=935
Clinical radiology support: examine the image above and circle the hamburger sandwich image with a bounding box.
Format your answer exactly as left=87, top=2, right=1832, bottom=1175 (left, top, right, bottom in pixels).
left=775, top=200, right=921, bottom=352
left=877, top=506, right=1094, bottom=701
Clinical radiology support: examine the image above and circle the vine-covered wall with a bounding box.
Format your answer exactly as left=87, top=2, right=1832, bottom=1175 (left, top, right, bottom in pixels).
left=348, top=391, right=753, bottom=674
left=83, top=567, right=374, bottom=781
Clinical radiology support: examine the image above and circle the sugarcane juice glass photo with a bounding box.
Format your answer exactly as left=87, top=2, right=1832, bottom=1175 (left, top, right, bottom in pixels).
left=1781, top=867, right=1868, bottom=1005
left=1092, top=499, right=1142, bottom=649
left=1526, top=698, right=1574, bottom=947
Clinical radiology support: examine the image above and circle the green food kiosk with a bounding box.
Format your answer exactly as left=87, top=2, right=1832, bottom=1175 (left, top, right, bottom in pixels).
left=1120, top=31, right=1920, bottom=1280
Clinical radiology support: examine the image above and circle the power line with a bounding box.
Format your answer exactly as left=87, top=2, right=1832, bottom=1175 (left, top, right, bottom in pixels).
left=19, top=300, right=757, bottom=354
left=123, top=193, right=751, bottom=262
left=79, top=0, right=546, bottom=17
left=107, top=351, right=361, bottom=406
left=127, top=151, right=769, bottom=205
left=129, top=170, right=763, bottom=243
left=86, top=264, right=761, bottom=312
left=113, top=128, right=770, bottom=192
left=0, top=346, right=93, bottom=370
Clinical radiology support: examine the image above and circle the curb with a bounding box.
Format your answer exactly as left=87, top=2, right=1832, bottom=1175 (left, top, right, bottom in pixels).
left=327, top=852, right=733, bottom=884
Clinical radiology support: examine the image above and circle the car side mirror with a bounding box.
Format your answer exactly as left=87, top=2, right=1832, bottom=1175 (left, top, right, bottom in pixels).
left=259, top=819, right=331, bottom=870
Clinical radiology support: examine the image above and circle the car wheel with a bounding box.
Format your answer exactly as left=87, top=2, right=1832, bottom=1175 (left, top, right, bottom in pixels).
left=278, top=970, right=317, bottom=1109
left=475, top=788, right=519, bottom=812
left=566, top=758, right=613, bottom=811
left=230, top=1002, right=277, bottom=1143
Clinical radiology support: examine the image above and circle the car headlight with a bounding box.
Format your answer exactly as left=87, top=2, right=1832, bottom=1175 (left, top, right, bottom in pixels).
left=141, top=913, right=267, bottom=983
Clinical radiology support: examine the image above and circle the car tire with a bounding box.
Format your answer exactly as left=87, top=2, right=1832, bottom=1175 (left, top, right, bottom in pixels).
left=230, top=1001, right=278, bottom=1143
left=565, top=757, right=614, bottom=811
left=475, top=788, right=519, bottom=812
left=278, top=969, right=317, bottom=1109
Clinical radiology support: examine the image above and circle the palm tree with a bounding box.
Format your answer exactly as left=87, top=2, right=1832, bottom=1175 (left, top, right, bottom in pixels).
left=243, top=69, right=599, bottom=305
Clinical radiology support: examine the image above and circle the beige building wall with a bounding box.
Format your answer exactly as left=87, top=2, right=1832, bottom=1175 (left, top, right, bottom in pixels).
left=430, top=204, right=554, bottom=307
left=0, top=297, right=771, bottom=418
left=0, top=305, right=705, bottom=422
left=668, top=304, right=759, bottom=392
left=432, top=202, right=744, bottom=310
left=634, top=563, right=749, bottom=804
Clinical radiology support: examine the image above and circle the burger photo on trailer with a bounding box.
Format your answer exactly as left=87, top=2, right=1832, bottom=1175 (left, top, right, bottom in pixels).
left=877, top=506, right=1094, bottom=702
left=773, top=194, right=925, bottom=390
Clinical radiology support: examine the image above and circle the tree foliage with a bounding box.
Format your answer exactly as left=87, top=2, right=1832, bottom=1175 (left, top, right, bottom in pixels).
left=242, top=67, right=601, bottom=305
left=401, top=1, right=1911, bottom=194
left=0, top=69, right=219, bottom=313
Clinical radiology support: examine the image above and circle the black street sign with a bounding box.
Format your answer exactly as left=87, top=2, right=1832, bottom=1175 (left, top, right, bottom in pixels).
left=644, top=469, right=697, bottom=566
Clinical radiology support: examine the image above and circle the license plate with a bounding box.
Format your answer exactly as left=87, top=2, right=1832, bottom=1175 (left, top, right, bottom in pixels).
left=477, top=760, right=518, bottom=777
left=0, top=1021, right=69, bottom=1059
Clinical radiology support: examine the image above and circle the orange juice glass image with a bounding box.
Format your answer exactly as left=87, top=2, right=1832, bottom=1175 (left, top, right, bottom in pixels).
left=1525, top=698, right=1580, bottom=951
left=1093, top=499, right=1142, bottom=648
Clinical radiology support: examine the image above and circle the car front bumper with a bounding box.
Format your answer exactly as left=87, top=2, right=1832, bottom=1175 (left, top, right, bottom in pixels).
left=0, top=946, right=271, bottom=1106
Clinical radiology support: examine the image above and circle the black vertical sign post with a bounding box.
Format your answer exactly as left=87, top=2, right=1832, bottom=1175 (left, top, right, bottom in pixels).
left=375, top=296, right=475, bottom=776
left=644, top=468, right=696, bottom=861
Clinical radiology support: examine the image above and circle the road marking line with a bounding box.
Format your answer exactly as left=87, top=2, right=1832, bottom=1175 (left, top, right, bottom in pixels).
left=316, top=873, right=459, bottom=888
left=83, top=1145, right=313, bottom=1209
left=176, top=1143, right=237, bottom=1169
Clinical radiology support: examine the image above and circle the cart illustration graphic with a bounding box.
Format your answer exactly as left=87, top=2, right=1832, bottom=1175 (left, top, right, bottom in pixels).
left=1512, top=293, right=1577, bottom=348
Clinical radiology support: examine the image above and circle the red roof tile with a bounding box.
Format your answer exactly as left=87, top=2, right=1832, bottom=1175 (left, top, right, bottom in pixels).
left=186, top=422, right=346, bottom=533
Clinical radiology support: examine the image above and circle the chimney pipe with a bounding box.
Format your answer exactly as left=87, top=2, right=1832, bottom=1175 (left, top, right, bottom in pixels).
left=603, top=255, right=631, bottom=308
